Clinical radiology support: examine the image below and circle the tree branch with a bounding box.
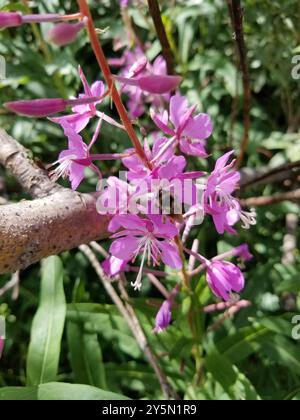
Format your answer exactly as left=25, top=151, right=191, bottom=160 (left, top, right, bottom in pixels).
left=147, top=0, right=175, bottom=75
left=240, top=189, right=300, bottom=207
left=0, top=129, right=111, bottom=274
left=0, top=129, right=62, bottom=199
left=240, top=159, right=300, bottom=189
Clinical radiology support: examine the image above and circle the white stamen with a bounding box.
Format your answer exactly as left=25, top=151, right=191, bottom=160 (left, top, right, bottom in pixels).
left=240, top=208, right=257, bottom=229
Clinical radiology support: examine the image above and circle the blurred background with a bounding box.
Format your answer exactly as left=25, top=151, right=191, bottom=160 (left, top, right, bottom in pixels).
left=0, top=0, right=300, bottom=400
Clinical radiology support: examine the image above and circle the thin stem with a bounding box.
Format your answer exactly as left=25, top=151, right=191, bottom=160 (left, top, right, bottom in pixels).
left=175, top=236, right=190, bottom=289
left=79, top=244, right=177, bottom=399
left=227, top=0, right=251, bottom=169
left=147, top=0, right=175, bottom=75
left=77, top=0, right=151, bottom=170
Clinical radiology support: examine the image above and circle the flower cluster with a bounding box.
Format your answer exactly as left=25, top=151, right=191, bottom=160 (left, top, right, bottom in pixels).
left=2, top=4, right=256, bottom=335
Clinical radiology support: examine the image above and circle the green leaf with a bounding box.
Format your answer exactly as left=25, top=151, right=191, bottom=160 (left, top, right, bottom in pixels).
left=0, top=387, right=38, bottom=401
left=205, top=349, right=261, bottom=400
left=216, top=325, right=271, bottom=364
left=0, top=384, right=129, bottom=401
left=38, top=382, right=130, bottom=401
left=26, top=256, right=66, bottom=385
left=67, top=322, right=107, bottom=389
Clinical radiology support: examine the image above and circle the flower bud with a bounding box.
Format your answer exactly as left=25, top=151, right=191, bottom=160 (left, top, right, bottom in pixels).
left=48, top=21, right=85, bottom=46
left=4, top=96, right=101, bottom=118
left=114, top=74, right=182, bottom=94
left=4, top=98, right=67, bottom=117
left=0, top=12, right=22, bottom=28
left=138, top=75, right=182, bottom=94
left=153, top=300, right=172, bottom=334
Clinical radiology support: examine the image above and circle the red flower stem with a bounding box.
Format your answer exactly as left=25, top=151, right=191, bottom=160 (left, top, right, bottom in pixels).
left=77, top=0, right=151, bottom=170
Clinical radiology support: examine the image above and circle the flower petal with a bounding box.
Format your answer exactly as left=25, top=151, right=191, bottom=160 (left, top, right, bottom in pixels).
left=109, top=236, right=140, bottom=260
left=158, top=240, right=182, bottom=269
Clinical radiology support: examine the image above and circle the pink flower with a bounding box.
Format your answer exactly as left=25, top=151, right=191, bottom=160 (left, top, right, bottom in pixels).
left=153, top=300, right=172, bottom=334
left=206, top=260, right=245, bottom=301
left=122, top=136, right=175, bottom=181
left=108, top=214, right=182, bottom=290
left=151, top=94, right=213, bottom=158
left=204, top=151, right=256, bottom=234
left=51, top=67, right=105, bottom=132
left=235, top=244, right=253, bottom=261
left=49, top=121, right=96, bottom=189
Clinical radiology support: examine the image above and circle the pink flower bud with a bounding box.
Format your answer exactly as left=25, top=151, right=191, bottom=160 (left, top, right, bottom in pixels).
left=4, top=98, right=67, bottom=117
left=115, top=74, right=182, bottom=94
left=4, top=96, right=101, bottom=118
left=0, top=12, right=22, bottom=28
left=138, top=75, right=182, bottom=94
left=48, top=21, right=85, bottom=46
left=153, top=300, right=172, bottom=334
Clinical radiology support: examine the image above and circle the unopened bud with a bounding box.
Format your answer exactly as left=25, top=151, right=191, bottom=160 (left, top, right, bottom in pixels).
left=0, top=12, right=22, bottom=28
left=48, top=21, right=86, bottom=46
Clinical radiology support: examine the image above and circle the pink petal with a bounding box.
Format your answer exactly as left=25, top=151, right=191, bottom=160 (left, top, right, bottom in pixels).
left=148, top=215, right=179, bottom=238
left=50, top=112, right=92, bottom=133
left=102, top=256, right=129, bottom=277
left=152, top=136, right=175, bottom=163
left=170, top=94, right=189, bottom=130
left=151, top=109, right=174, bottom=136
left=158, top=241, right=182, bottom=269
left=91, top=80, right=105, bottom=98
left=180, top=139, right=208, bottom=157
left=183, top=113, right=213, bottom=140
left=215, top=151, right=235, bottom=171
left=108, top=214, right=147, bottom=233
left=69, top=162, right=85, bottom=190
left=158, top=156, right=187, bottom=180
left=109, top=236, right=140, bottom=260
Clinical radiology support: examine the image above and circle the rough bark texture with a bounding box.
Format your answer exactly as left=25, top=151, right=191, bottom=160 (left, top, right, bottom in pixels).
left=0, top=129, right=62, bottom=199
left=0, top=129, right=111, bottom=274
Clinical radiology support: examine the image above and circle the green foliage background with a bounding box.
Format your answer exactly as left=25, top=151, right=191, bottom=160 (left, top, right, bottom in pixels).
left=0, top=0, right=300, bottom=400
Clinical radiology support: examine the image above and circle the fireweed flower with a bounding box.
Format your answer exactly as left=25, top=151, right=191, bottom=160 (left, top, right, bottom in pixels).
left=49, top=119, right=126, bottom=190
left=48, top=120, right=100, bottom=190
left=204, top=151, right=256, bottom=234
left=51, top=67, right=108, bottom=133
left=153, top=300, right=172, bottom=334
left=151, top=93, right=213, bottom=160
left=206, top=260, right=245, bottom=301
left=108, top=214, right=182, bottom=290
